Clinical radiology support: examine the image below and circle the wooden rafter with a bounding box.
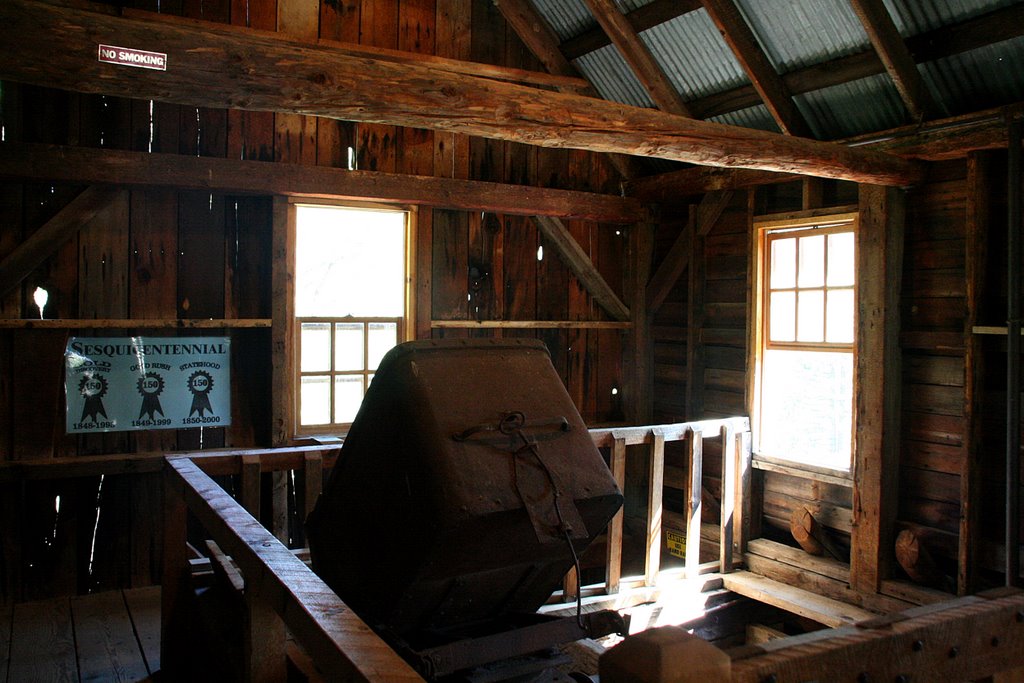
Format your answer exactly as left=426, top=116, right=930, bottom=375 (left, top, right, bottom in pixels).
left=532, top=215, right=630, bottom=322
left=0, top=142, right=645, bottom=224
left=562, top=0, right=701, bottom=61
left=692, top=3, right=1022, bottom=121
left=580, top=0, right=692, bottom=116
left=700, top=0, right=811, bottom=137
left=0, top=0, right=922, bottom=185
left=844, top=0, right=941, bottom=122
left=0, top=186, right=124, bottom=298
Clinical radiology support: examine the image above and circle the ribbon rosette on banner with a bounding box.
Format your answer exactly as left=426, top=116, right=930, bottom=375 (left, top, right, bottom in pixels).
left=137, top=371, right=166, bottom=420
left=187, top=370, right=214, bottom=418
left=78, top=373, right=108, bottom=423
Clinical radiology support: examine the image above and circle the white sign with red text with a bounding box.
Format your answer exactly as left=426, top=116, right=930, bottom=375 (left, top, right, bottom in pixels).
left=97, top=44, right=167, bottom=71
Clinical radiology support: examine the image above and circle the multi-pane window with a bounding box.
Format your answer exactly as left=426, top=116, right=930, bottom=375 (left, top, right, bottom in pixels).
left=294, top=204, right=410, bottom=432
left=755, top=217, right=856, bottom=472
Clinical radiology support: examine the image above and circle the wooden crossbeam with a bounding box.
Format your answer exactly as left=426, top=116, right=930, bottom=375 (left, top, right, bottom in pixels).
left=0, top=142, right=645, bottom=223
left=0, top=0, right=922, bottom=185
left=0, top=186, right=123, bottom=299
left=532, top=215, right=631, bottom=322
left=700, top=0, right=812, bottom=137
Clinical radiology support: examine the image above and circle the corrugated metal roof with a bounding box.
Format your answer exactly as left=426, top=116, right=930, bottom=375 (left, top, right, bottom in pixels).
left=530, top=0, right=595, bottom=42
left=640, top=10, right=749, bottom=100
left=530, top=0, right=1023, bottom=142
left=736, top=0, right=870, bottom=71
left=882, top=0, right=1019, bottom=34
left=574, top=45, right=654, bottom=107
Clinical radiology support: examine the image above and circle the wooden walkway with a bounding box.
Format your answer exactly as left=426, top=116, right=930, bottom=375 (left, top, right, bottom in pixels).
left=1, top=587, right=160, bottom=683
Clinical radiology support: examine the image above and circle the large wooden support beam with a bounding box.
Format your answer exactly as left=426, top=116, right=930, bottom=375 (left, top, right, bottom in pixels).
left=850, top=185, right=904, bottom=593
left=0, top=185, right=124, bottom=298
left=0, top=142, right=645, bottom=223
left=532, top=216, right=631, bottom=322
left=727, top=589, right=1024, bottom=682
left=0, top=0, right=922, bottom=186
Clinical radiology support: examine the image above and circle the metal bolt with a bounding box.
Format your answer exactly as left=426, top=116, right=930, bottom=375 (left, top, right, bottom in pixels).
left=992, top=636, right=1001, bottom=647
left=895, top=675, right=909, bottom=683
left=911, top=640, right=924, bottom=652
left=762, top=675, right=777, bottom=683
left=949, top=646, right=959, bottom=658
left=1017, top=611, right=1024, bottom=623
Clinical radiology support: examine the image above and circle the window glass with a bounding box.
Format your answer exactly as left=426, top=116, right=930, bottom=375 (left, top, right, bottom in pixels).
left=294, top=204, right=409, bottom=432
left=758, top=221, right=855, bottom=472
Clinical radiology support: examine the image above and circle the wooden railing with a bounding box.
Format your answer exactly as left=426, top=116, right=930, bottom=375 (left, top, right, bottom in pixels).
left=159, top=417, right=752, bottom=681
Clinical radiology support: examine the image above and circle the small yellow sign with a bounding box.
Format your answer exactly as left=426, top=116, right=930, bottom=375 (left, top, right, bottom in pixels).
left=665, top=529, right=686, bottom=559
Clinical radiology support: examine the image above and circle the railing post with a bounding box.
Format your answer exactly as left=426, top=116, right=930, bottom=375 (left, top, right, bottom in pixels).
left=645, top=430, right=665, bottom=587
left=719, top=425, right=736, bottom=573
left=241, top=454, right=261, bottom=519
left=686, top=428, right=703, bottom=579
left=303, top=451, right=323, bottom=524
left=605, top=436, right=627, bottom=594
left=735, top=428, right=752, bottom=560
left=244, top=573, right=287, bottom=682
left=160, top=459, right=190, bottom=679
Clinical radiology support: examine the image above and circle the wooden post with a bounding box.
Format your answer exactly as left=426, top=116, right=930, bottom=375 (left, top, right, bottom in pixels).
left=686, top=207, right=706, bottom=419
left=645, top=431, right=666, bottom=587
left=240, top=454, right=261, bottom=519
left=735, top=428, right=753, bottom=560
left=686, top=429, right=704, bottom=579
left=962, top=151, right=994, bottom=594
left=625, top=224, right=655, bottom=424
left=605, top=436, right=627, bottom=594
left=270, top=195, right=296, bottom=447
left=160, top=460, right=189, bottom=679
left=850, top=184, right=904, bottom=593
left=303, top=452, right=323, bottom=524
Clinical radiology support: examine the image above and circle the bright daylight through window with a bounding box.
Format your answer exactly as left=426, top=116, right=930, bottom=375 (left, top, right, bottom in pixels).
left=755, top=216, right=856, bottom=472
left=294, top=204, right=409, bottom=432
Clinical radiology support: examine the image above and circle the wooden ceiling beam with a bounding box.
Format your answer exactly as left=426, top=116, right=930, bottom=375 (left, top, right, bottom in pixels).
left=691, top=3, right=1023, bottom=121
left=847, top=0, right=943, bottom=122
left=562, top=0, right=701, bottom=61
left=0, top=0, right=921, bottom=185
left=700, top=0, right=812, bottom=137
left=580, top=0, right=692, bottom=117
left=0, top=142, right=647, bottom=223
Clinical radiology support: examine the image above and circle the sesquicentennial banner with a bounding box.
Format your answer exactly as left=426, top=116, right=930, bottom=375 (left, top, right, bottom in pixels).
left=65, top=336, right=231, bottom=433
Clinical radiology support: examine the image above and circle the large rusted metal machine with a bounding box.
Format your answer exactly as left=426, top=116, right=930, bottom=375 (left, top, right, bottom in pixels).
left=307, top=339, right=625, bottom=681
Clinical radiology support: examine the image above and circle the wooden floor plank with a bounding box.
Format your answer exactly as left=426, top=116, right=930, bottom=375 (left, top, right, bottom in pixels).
left=123, top=587, right=161, bottom=676
left=9, top=597, right=77, bottom=682
left=71, top=591, right=150, bottom=682
left=722, top=570, right=876, bottom=627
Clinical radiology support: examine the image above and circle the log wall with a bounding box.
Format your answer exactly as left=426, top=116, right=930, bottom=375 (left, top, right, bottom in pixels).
left=0, top=0, right=627, bottom=605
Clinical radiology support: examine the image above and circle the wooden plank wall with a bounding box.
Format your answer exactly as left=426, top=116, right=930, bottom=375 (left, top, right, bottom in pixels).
left=646, top=163, right=1017, bottom=593
left=0, top=0, right=628, bottom=605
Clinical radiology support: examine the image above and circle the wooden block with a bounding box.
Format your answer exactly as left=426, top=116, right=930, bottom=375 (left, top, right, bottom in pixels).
left=599, top=626, right=730, bottom=682
left=72, top=591, right=150, bottom=682
left=791, top=506, right=825, bottom=555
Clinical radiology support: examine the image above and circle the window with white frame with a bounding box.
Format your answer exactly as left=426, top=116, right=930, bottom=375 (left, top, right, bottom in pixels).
left=753, top=214, right=857, bottom=472
left=294, top=203, right=411, bottom=433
